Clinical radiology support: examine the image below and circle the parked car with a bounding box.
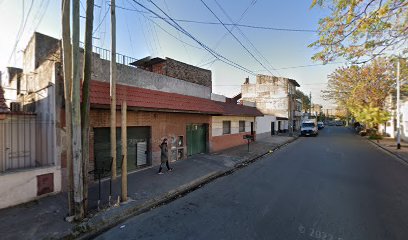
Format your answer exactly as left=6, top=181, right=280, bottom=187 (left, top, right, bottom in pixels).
left=335, top=121, right=343, bottom=126
left=301, top=119, right=318, bottom=136
left=317, top=121, right=324, bottom=130
left=328, top=121, right=336, bottom=126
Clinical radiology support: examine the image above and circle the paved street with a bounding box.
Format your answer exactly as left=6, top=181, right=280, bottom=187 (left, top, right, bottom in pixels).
left=95, top=127, right=408, bottom=240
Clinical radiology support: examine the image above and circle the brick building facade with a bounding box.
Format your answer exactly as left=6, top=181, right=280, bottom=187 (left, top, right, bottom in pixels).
left=131, top=57, right=212, bottom=89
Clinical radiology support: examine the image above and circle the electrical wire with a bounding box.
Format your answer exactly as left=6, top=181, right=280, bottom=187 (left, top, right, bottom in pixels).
left=93, top=5, right=110, bottom=34
left=132, top=0, right=256, bottom=75
left=213, top=0, right=279, bottom=76
left=114, top=3, right=317, bottom=33
left=197, top=0, right=256, bottom=67
left=8, top=0, right=35, bottom=65
left=162, top=0, right=191, bottom=62
left=200, top=0, right=276, bottom=76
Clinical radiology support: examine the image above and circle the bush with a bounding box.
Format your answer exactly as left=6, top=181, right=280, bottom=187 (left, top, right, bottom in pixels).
left=368, top=135, right=383, bottom=140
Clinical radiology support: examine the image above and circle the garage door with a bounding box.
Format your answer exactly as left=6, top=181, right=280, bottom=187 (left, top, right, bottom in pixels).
left=93, top=126, right=151, bottom=178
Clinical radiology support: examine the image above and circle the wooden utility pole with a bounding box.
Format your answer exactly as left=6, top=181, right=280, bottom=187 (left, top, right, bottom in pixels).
left=72, top=0, right=84, bottom=220
left=81, top=0, right=94, bottom=214
left=288, top=91, right=293, bottom=136
left=61, top=0, right=74, bottom=217
left=121, top=101, right=128, bottom=202
left=110, top=0, right=117, bottom=180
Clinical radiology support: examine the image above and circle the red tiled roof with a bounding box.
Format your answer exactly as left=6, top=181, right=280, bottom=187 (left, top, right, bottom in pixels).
left=215, top=101, right=263, bottom=117
left=0, top=86, right=10, bottom=113
left=89, top=81, right=224, bottom=114
left=89, top=81, right=263, bottom=117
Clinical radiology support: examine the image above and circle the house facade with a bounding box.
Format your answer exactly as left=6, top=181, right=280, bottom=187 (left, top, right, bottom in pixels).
left=210, top=94, right=263, bottom=152
left=1, top=32, right=264, bottom=208
left=0, top=33, right=63, bottom=209
left=241, top=75, right=301, bottom=132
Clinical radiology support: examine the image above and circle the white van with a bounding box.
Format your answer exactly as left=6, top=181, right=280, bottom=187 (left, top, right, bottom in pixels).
left=301, top=119, right=318, bottom=136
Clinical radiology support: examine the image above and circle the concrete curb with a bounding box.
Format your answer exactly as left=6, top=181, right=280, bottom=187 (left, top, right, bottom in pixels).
left=367, top=139, right=408, bottom=166
left=69, top=171, right=225, bottom=240
left=64, top=136, right=299, bottom=240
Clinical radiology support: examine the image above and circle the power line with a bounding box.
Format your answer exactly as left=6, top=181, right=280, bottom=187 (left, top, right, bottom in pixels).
left=8, top=0, right=35, bottom=65
left=196, top=0, right=256, bottom=67
left=114, top=3, right=317, bottom=33
left=213, top=0, right=280, bottom=76
left=131, top=0, right=256, bottom=75
left=93, top=5, right=110, bottom=34
left=200, top=0, right=275, bottom=76
left=162, top=0, right=191, bottom=62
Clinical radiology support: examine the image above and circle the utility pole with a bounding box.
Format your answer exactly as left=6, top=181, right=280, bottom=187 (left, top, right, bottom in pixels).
left=288, top=93, right=293, bottom=137
left=309, top=92, right=312, bottom=115
left=61, top=0, right=74, bottom=217
left=72, top=0, right=84, bottom=220
left=397, top=59, right=401, bottom=149
left=121, top=101, right=128, bottom=202
left=81, top=0, right=94, bottom=214
left=288, top=81, right=293, bottom=137
left=110, top=0, right=117, bottom=180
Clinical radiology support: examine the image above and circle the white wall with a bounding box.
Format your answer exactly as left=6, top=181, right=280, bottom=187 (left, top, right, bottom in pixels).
left=211, top=116, right=254, bottom=137
left=256, top=115, right=276, bottom=134
left=401, top=101, right=408, bottom=141
left=211, top=93, right=226, bottom=102
left=0, top=166, right=61, bottom=209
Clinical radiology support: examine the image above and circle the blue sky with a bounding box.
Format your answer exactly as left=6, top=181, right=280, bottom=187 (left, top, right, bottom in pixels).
left=0, top=0, right=344, bottom=109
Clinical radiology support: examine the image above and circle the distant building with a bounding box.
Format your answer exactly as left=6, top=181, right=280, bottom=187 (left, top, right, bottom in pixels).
left=241, top=74, right=301, bottom=133
left=311, top=104, right=323, bottom=116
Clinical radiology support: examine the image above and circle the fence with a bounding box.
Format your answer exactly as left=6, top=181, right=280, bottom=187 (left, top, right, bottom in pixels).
left=79, top=42, right=138, bottom=66
left=0, top=114, right=55, bottom=173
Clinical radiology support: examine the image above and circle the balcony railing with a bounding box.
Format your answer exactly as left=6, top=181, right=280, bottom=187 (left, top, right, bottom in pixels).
left=79, top=42, right=138, bottom=66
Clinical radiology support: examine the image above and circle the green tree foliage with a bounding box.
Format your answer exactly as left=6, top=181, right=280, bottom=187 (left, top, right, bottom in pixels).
left=323, top=58, right=397, bottom=127
left=349, top=104, right=390, bottom=128
left=310, top=0, right=408, bottom=63
left=295, top=90, right=311, bottom=112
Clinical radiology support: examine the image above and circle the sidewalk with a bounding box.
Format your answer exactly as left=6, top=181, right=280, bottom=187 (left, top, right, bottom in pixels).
left=0, top=134, right=297, bottom=240
left=368, top=137, right=408, bottom=164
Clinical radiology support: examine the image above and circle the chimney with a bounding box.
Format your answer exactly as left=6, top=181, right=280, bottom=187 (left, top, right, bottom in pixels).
left=244, top=77, right=249, bottom=84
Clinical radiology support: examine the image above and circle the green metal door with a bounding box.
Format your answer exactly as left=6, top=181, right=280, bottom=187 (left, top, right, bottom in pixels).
left=186, top=124, right=207, bottom=156
left=93, top=126, right=151, bottom=179
left=186, top=124, right=193, bottom=156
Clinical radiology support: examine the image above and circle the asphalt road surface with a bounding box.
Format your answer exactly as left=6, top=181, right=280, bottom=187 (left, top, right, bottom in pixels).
left=95, top=127, right=408, bottom=240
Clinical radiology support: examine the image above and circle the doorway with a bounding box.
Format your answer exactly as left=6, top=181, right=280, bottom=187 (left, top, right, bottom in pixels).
left=271, top=122, right=275, bottom=135
left=186, top=124, right=207, bottom=156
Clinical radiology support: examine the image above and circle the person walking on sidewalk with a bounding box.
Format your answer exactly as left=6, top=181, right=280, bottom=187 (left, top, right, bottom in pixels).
left=158, top=138, right=173, bottom=174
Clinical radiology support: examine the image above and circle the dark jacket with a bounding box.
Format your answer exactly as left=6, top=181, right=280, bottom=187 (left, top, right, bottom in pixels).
left=160, top=142, right=168, bottom=163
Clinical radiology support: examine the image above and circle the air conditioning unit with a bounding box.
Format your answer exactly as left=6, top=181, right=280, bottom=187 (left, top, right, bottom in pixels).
left=10, top=102, right=21, bottom=112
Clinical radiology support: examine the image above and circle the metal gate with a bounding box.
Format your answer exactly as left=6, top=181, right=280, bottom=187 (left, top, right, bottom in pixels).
left=186, top=124, right=207, bottom=156
left=0, top=115, right=40, bottom=172
left=93, top=126, right=150, bottom=178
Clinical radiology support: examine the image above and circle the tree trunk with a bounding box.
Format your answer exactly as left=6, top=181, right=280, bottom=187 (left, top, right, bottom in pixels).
left=72, top=0, right=84, bottom=220
left=61, top=0, right=74, bottom=217
left=81, top=0, right=94, bottom=215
